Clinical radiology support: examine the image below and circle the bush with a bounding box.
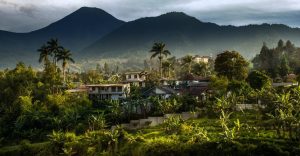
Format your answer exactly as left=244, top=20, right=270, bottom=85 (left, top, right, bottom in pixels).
left=163, top=116, right=183, bottom=134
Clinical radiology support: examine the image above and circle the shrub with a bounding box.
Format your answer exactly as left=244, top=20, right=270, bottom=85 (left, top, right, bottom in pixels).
left=163, top=116, right=183, bottom=134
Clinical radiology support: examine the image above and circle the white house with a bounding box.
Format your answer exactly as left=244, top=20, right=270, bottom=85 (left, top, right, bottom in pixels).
left=124, top=71, right=147, bottom=87
left=86, top=84, right=130, bottom=101
left=193, top=55, right=210, bottom=64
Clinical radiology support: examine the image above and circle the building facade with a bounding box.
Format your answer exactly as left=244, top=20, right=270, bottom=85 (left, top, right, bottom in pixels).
left=124, top=71, right=146, bottom=87
left=193, top=55, right=210, bottom=64
left=86, top=84, right=130, bottom=101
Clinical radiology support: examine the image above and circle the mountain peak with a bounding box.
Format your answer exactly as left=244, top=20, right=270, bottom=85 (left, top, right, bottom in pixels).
left=159, top=11, right=196, bottom=19
left=68, top=7, right=118, bottom=20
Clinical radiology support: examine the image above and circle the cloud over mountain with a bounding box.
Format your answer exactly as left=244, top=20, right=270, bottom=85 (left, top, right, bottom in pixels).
left=1, top=0, right=300, bottom=32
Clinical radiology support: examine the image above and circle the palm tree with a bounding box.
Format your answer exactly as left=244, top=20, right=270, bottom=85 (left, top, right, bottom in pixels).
left=38, top=44, right=51, bottom=67
left=182, top=55, right=194, bottom=74
left=149, top=42, right=171, bottom=78
left=47, top=38, right=63, bottom=66
left=56, top=48, right=75, bottom=82
left=162, top=61, right=172, bottom=78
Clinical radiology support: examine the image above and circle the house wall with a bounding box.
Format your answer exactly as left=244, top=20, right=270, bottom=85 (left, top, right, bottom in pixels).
left=87, top=84, right=130, bottom=101
left=125, top=74, right=146, bottom=81
left=194, top=57, right=209, bottom=64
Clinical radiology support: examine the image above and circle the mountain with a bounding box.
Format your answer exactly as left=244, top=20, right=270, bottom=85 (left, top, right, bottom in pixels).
left=83, top=12, right=300, bottom=60
left=0, top=7, right=125, bottom=68
left=1, top=9, right=300, bottom=69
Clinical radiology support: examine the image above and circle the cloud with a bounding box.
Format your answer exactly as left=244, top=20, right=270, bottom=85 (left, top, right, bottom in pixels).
left=1, top=0, right=300, bottom=32
left=0, top=0, right=38, bottom=17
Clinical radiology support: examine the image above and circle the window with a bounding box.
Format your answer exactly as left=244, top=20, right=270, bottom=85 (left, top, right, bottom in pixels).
left=134, top=74, right=138, bottom=79
left=111, top=87, right=116, bottom=92
left=91, top=87, right=95, bottom=91
left=117, top=86, right=122, bottom=92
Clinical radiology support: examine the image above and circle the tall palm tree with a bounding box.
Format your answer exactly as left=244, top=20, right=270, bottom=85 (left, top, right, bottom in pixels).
left=38, top=44, right=52, bottom=67
left=56, top=48, right=75, bottom=82
left=149, top=42, right=171, bottom=78
left=47, top=38, right=63, bottom=66
left=182, top=55, right=194, bottom=74
left=162, top=61, right=172, bottom=78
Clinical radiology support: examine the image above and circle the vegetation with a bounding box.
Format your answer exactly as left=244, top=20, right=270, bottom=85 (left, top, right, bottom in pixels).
left=149, top=42, right=171, bottom=78
left=2, top=39, right=300, bottom=155
left=214, top=50, right=249, bottom=80
left=253, top=40, right=300, bottom=79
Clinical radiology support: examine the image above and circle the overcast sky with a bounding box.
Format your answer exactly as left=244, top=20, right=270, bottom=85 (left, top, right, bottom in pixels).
left=1, top=0, right=300, bottom=32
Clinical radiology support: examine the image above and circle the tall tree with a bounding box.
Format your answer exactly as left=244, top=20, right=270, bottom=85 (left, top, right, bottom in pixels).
left=149, top=42, right=171, bottom=78
left=162, top=61, right=172, bottom=78
left=279, top=55, right=290, bottom=77
left=181, top=55, right=194, bottom=74
left=277, top=39, right=284, bottom=50
left=214, top=51, right=249, bottom=80
left=38, top=44, right=51, bottom=67
left=104, top=62, right=110, bottom=76
left=47, top=38, right=63, bottom=66
left=56, top=48, right=75, bottom=82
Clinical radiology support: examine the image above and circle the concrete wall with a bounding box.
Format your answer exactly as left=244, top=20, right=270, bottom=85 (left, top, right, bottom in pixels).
left=112, top=112, right=199, bottom=130
left=236, top=104, right=265, bottom=111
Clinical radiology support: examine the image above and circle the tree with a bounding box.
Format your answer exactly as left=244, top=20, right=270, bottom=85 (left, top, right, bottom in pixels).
left=47, top=38, right=63, bottom=66
left=192, top=62, right=208, bottom=77
left=104, top=62, right=110, bottom=76
left=56, top=48, right=75, bottom=83
left=209, top=75, right=229, bottom=95
left=162, top=61, right=172, bottom=78
left=181, top=55, right=194, bottom=74
left=38, top=44, right=51, bottom=68
left=149, top=42, right=171, bottom=78
left=279, top=55, right=290, bottom=78
left=246, top=70, right=271, bottom=90
left=214, top=51, right=249, bottom=80
left=277, top=39, right=284, bottom=50
left=42, top=62, right=62, bottom=93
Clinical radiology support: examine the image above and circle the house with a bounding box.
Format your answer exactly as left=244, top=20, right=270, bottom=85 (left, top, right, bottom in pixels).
left=124, top=71, right=147, bottom=87
left=66, top=85, right=88, bottom=93
left=193, top=55, right=210, bottom=64
left=176, top=77, right=210, bottom=97
left=177, top=55, right=211, bottom=64
left=86, top=84, right=130, bottom=102
left=142, top=86, right=178, bottom=99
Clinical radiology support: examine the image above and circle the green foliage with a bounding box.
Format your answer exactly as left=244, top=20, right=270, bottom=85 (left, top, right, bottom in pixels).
left=265, top=88, right=300, bottom=139
left=149, top=42, right=171, bottom=78
left=214, top=94, right=238, bottom=113
left=228, top=80, right=252, bottom=97
left=154, top=98, right=182, bottom=114
left=247, top=70, right=272, bottom=90
left=105, top=100, right=123, bottom=124
left=219, top=110, right=241, bottom=141
left=192, top=62, right=210, bottom=77
left=181, top=55, right=194, bottom=74
left=80, top=69, right=104, bottom=84
left=209, top=75, right=229, bottom=95
left=252, top=40, right=300, bottom=78
left=214, top=51, right=249, bottom=80
left=88, top=113, right=107, bottom=131
left=163, top=116, right=184, bottom=134
left=279, top=55, right=290, bottom=77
